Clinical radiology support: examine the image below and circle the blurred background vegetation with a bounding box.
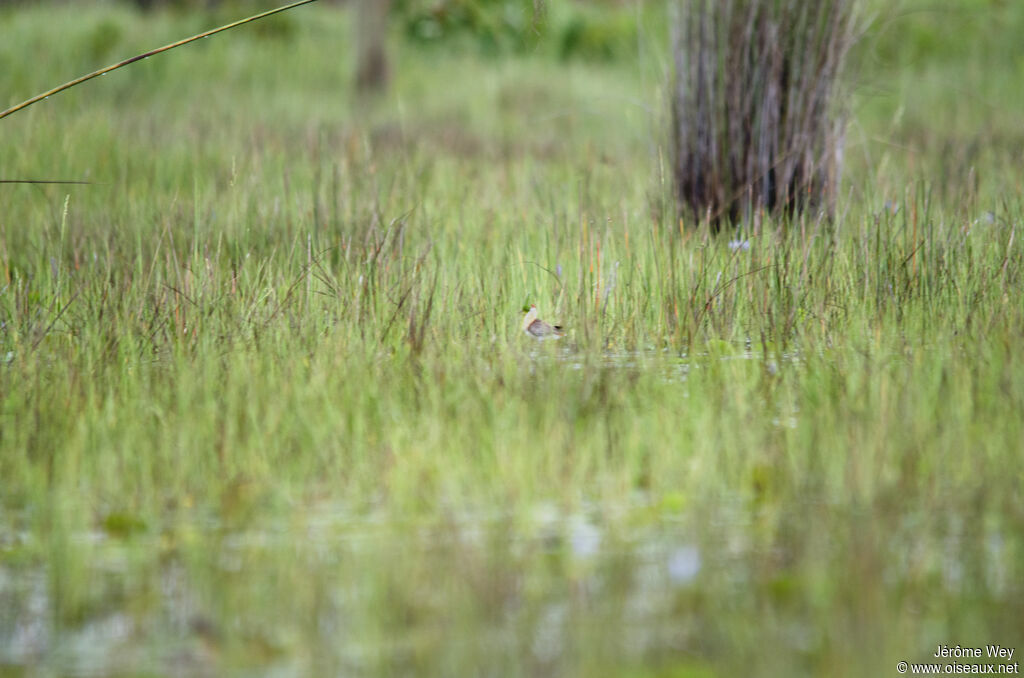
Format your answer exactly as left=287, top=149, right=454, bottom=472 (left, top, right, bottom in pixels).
left=4, top=0, right=1022, bottom=187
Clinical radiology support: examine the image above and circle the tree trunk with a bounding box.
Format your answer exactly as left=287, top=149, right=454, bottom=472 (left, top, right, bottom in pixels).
left=354, top=0, right=391, bottom=94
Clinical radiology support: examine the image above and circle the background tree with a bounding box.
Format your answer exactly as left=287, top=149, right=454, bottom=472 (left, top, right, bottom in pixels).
left=354, top=0, right=391, bottom=93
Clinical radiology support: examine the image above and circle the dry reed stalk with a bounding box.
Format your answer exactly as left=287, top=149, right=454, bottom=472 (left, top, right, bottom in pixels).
left=0, top=0, right=323, bottom=185
left=0, top=0, right=322, bottom=123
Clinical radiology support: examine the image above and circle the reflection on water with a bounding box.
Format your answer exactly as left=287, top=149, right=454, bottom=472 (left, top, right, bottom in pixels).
left=1, top=498, right=1019, bottom=677
left=0, top=505, right=705, bottom=677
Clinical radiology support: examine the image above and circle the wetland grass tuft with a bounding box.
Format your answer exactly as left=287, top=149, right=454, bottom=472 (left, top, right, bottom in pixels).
left=671, top=0, right=857, bottom=225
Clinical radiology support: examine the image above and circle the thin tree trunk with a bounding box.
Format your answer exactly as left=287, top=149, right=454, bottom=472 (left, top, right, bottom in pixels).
left=354, top=0, right=391, bottom=94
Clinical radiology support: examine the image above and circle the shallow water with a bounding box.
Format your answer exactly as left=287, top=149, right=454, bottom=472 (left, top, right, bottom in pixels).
left=2, top=497, right=1019, bottom=677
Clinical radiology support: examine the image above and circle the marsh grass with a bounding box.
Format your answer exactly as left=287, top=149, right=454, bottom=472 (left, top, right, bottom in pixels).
left=1, top=2, right=1023, bottom=676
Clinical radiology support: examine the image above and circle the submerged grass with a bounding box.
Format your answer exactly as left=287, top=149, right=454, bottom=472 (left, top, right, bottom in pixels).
left=1, top=2, right=1023, bottom=676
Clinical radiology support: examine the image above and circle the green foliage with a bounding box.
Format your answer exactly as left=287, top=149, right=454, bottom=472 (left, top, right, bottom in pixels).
left=393, top=0, right=645, bottom=60
left=394, top=0, right=546, bottom=54
left=557, top=3, right=638, bottom=61
left=86, top=18, right=124, bottom=62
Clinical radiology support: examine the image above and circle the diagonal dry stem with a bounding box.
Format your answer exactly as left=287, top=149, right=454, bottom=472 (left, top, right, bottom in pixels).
left=0, top=0, right=321, bottom=123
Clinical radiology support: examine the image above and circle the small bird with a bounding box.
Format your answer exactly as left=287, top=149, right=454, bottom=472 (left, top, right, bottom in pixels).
left=522, top=304, right=564, bottom=340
